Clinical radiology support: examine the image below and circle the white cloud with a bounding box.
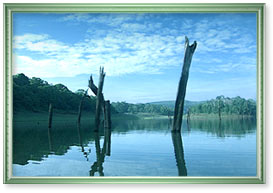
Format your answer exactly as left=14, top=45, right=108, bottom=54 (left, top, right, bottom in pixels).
left=14, top=33, right=68, bottom=54
left=192, top=55, right=256, bottom=74
left=13, top=13, right=257, bottom=78
left=13, top=34, right=49, bottom=49
left=13, top=30, right=185, bottom=77
left=59, top=13, right=140, bottom=27
left=60, top=13, right=90, bottom=22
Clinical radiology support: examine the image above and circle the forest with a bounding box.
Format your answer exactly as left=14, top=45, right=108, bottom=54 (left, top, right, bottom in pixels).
left=189, top=96, right=256, bottom=116
left=13, top=73, right=256, bottom=117
left=13, top=73, right=96, bottom=113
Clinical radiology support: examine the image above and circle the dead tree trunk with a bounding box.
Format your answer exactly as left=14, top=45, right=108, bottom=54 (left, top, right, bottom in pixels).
left=48, top=103, right=53, bottom=151
left=104, top=100, right=111, bottom=129
left=89, top=69, right=111, bottom=131
left=47, top=124, right=52, bottom=151
left=94, top=67, right=106, bottom=132
left=172, top=36, right=197, bottom=132
left=48, top=103, right=53, bottom=128
left=89, top=74, right=105, bottom=106
left=78, top=100, right=83, bottom=124
left=77, top=89, right=89, bottom=124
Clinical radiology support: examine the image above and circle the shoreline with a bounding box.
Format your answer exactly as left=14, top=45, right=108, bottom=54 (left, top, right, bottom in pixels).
left=13, top=111, right=256, bottom=123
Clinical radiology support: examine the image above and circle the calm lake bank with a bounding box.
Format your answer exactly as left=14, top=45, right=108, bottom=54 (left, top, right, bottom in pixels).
left=13, top=110, right=255, bottom=121
left=12, top=110, right=256, bottom=177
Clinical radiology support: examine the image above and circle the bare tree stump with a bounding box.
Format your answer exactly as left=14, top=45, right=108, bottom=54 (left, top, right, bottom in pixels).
left=89, top=74, right=106, bottom=107
left=172, top=36, right=197, bottom=132
left=104, top=100, right=111, bottom=129
left=94, top=67, right=106, bottom=132
left=48, top=103, right=53, bottom=128
left=89, top=68, right=112, bottom=132
left=77, top=89, right=89, bottom=124
left=77, top=99, right=84, bottom=124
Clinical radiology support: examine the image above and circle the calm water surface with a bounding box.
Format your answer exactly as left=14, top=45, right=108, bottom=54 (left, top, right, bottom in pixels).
left=13, top=116, right=256, bottom=176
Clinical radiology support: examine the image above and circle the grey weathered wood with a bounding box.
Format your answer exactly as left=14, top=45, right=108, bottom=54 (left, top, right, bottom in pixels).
left=77, top=98, right=84, bottom=124
left=89, top=68, right=112, bottom=132
left=48, top=103, right=53, bottom=151
left=94, top=67, right=106, bottom=132
left=88, top=75, right=98, bottom=96
left=77, top=89, right=89, bottom=124
left=172, top=36, right=197, bottom=132
left=104, top=100, right=111, bottom=129
left=48, top=103, right=53, bottom=128
left=89, top=75, right=106, bottom=108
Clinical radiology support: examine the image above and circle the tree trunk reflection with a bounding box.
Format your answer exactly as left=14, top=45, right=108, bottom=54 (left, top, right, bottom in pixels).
left=171, top=132, right=187, bottom=176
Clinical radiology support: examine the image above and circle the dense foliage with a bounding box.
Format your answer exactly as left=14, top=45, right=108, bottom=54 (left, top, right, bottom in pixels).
left=13, top=73, right=96, bottom=113
left=189, top=95, right=256, bottom=116
left=111, top=102, right=173, bottom=115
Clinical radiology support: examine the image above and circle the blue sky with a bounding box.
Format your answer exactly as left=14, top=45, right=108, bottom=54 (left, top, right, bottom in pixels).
left=12, top=13, right=257, bottom=103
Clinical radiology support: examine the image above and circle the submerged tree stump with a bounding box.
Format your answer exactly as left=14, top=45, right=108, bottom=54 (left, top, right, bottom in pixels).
left=89, top=68, right=112, bottom=131
left=77, top=89, right=89, bottom=124
left=48, top=103, right=53, bottom=128
left=104, top=100, right=111, bottom=129
left=94, top=67, right=106, bottom=132
left=172, top=36, right=197, bottom=132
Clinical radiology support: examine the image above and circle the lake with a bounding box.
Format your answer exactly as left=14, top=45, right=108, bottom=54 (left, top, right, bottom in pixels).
left=12, top=114, right=257, bottom=177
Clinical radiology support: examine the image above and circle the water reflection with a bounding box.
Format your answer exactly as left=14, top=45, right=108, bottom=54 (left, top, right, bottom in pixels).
left=90, top=132, right=104, bottom=176
left=171, top=132, right=187, bottom=176
left=77, top=123, right=91, bottom=161
left=89, top=129, right=112, bottom=176
left=103, top=129, right=111, bottom=156
left=185, top=117, right=256, bottom=137
left=13, top=116, right=256, bottom=170
left=47, top=126, right=52, bottom=152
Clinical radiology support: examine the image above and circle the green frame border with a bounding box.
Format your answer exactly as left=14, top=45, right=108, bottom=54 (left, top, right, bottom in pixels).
left=3, top=3, right=265, bottom=184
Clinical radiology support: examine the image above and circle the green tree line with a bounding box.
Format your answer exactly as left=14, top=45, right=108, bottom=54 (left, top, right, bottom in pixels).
left=13, top=74, right=256, bottom=117
left=189, top=95, right=256, bottom=116
left=13, top=73, right=97, bottom=113
left=111, top=102, right=173, bottom=115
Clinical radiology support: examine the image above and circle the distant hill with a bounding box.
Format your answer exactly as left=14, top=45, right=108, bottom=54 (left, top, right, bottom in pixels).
left=148, top=101, right=175, bottom=108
